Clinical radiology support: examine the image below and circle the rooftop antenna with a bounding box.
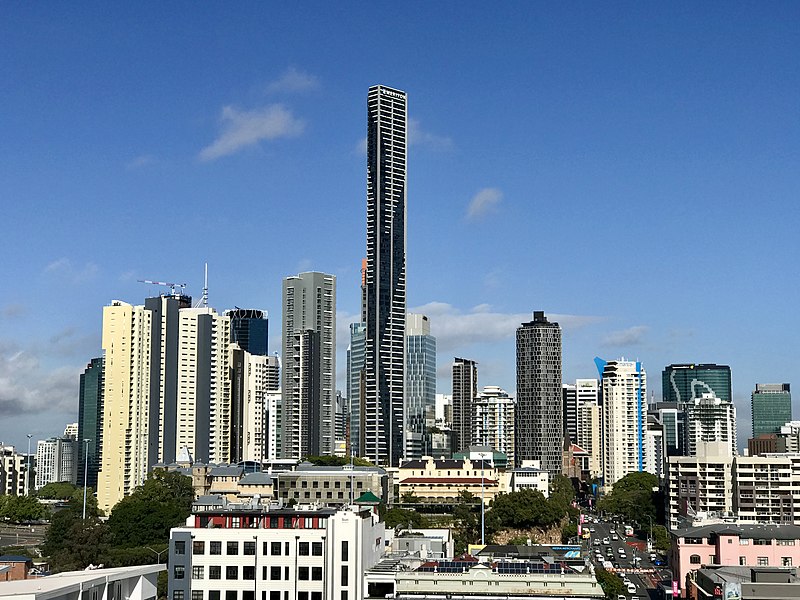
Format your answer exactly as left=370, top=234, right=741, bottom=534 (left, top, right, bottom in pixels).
left=193, top=263, right=209, bottom=308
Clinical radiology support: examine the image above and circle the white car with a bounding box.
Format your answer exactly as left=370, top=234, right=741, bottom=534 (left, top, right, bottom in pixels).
left=627, top=582, right=637, bottom=593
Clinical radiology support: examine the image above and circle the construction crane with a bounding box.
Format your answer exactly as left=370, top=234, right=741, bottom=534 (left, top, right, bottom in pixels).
left=137, top=279, right=187, bottom=296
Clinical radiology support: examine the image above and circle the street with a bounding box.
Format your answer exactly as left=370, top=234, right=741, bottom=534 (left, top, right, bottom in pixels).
left=0, top=524, right=46, bottom=549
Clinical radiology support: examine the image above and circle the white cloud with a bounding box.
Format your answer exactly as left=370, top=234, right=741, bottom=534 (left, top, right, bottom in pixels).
left=126, top=154, right=156, bottom=170
left=43, top=258, right=99, bottom=284
left=199, top=104, right=305, bottom=161
left=601, top=325, right=649, bottom=347
left=408, top=118, right=453, bottom=151
left=266, top=67, right=320, bottom=94
left=411, top=302, right=602, bottom=352
left=354, top=137, right=367, bottom=156
left=466, top=188, right=503, bottom=220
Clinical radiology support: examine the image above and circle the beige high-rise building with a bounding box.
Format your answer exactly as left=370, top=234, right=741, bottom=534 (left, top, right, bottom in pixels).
left=97, top=300, right=153, bottom=512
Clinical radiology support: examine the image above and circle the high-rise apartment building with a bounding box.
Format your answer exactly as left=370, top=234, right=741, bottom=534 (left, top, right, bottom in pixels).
left=282, top=272, right=336, bottom=459
left=230, top=350, right=279, bottom=463
left=0, top=445, right=26, bottom=496
left=98, top=300, right=153, bottom=512
left=77, top=357, right=103, bottom=491
left=651, top=401, right=687, bottom=456
left=473, top=386, right=516, bottom=467
left=516, top=311, right=562, bottom=475
left=562, top=384, right=578, bottom=444
left=228, top=308, right=269, bottom=356
left=686, top=393, right=737, bottom=458
left=575, top=379, right=602, bottom=478
left=643, top=415, right=665, bottom=478
left=34, top=437, right=77, bottom=489
left=405, top=313, right=436, bottom=459
left=347, top=322, right=367, bottom=458
left=597, top=358, right=647, bottom=486
left=752, top=383, right=792, bottom=438
left=452, top=358, right=478, bottom=454
left=363, top=84, right=407, bottom=467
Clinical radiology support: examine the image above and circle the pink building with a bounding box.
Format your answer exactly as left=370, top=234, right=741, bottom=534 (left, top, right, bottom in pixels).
left=670, top=523, right=800, bottom=598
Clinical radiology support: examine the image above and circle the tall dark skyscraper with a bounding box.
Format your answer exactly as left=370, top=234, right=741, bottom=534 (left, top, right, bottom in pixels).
left=515, top=311, right=563, bottom=475
left=77, top=357, right=103, bottom=490
left=752, top=383, right=792, bottom=437
left=228, top=308, right=269, bottom=356
left=662, top=363, right=732, bottom=404
left=362, top=84, right=407, bottom=466
left=452, top=357, right=478, bottom=454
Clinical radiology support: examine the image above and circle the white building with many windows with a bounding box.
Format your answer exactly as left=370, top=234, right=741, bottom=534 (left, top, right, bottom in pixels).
left=34, top=437, right=77, bottom=489
left=169, top=497, right=385, bottom=600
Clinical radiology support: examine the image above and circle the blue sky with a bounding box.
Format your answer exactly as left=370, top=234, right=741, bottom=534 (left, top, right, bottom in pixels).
left=2, top=3, right=799, bottom=450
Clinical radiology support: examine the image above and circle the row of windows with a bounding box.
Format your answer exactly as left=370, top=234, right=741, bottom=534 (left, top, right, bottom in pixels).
left=184, top=565, right=349, bottom=585
left=689, top=555, right=792, bottom=567
left=175, top=590, right=348, bottom=600
left=178, top=540, right=349, bottom=561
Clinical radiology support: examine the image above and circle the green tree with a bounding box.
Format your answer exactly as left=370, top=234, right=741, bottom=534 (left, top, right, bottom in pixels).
left=48, top=518, right=111, bottom=572
left=597, top=471, right=659, bottom=527
left=107, top=469, right=193, bottom=547
left=0, top=494, right=46, bottom=523
left=303, top=455, right=373, bottom=467
left=452, top=496, right=480, bottom=553
left=37, top=482, right=79, bottom=500
left=400, top=491, right=420, bottom=503
left=486, top=489, right=564, bottom=532
left=383, top=508, right=428, bottom=529
left=595, top=567, right=625, bottom=599
left=652, top=524, right=671, bottom=553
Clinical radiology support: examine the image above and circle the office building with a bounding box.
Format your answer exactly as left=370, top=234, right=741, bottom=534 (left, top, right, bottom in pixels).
left=63, top=423, right=78, bottom=440
left=562, top=384, right=577, bottom=444
left=168, top=498, right=386, bottom=600
left=686, top=393, right=737, bottom=458
left=34, top=437, right=77, bottom=490
left=662, top=363, right=732, bottom=404
left=282, top=272, right=336, bottom=459
left=347, top=323, right=367, bottom=458
left=752, top=383, right=792, bottom=438
left=642, top=414, right=665, bottom=478
left=571, top=379, right=602, bottom=478
left=405, top=314, right=436, bottom=460
left=473, top=386, right=515, bottom=467
left=597, top=358, right=647, bottom=486
left=228, top=308, right=269, bottom=356
left=516, top=311, right=563, bottom=475
left=451, top=358, right=478, bottom=454
left=77, top=357, right=103, bottom=491
left=651, top=401, right=687, bottom=456
left=363, top=85, right=407, bottom=467
left=98, top=300, right=154, bottom=511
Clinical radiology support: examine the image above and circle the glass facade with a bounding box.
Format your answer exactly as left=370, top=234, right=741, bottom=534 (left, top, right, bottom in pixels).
left=752, top=383, right=792, bottom=437
left=405, top=321, right=436, bottom=460
left=347, top=323, right=367, bottom=458
left=77, top=357, right=103, bottom=490
left=662, top=364, right=732, bottom=404
left=229, top=309, right=268, bottom=356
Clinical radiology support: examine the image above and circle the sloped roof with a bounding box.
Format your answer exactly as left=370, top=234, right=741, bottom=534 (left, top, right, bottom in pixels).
left=354, top=491, right=381, bottom=504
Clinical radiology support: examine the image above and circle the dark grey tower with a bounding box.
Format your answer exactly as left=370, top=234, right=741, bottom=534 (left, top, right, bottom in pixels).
left=452, top=358, right=478, bottom=454
left=515, top=311, right=563, bottom=475
left=77, top=357, right=104, bottom=490
left=363, top=85, right=407, bottom=467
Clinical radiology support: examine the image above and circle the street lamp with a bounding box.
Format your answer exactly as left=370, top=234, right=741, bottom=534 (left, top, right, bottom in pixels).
left=647, top=515, right=654, bottom=553
left=82, top=439, right=91, bottom=519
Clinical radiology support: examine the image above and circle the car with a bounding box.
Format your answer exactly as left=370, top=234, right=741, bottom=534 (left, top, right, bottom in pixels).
left=611, top=533, right=619, bottom=541
left=593, top=539, right=601, bottom=546
left=617, top=547, right=625, bottom=555
left=654, top=558, right=666, bottom=566
left=627, top=582, right=637, bottom=593
left=603, top=537, right=610, bottom=544
left=617, top=596, right=626, bottom=600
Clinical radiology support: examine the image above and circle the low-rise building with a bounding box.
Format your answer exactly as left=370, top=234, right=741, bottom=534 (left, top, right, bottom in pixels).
left=398, top=457, right=509, bottom=504
left=0, top=556, right=33, bottom=582
left=509, top=462, right=550, bottom=497
left=670, top=523, right=800, bottom=598
left=0, top=564, right=164, bottom=600
left=169, top=496, right=385, bottom=600
left=686, top=565, right=800, bottom=600
left=273, top=463, right=389, bottom=505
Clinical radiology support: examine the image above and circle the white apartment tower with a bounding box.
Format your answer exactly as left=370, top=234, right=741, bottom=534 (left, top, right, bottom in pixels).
left=473, top=386, right=516, bottom=467
left=282, top=272, right=337, bottom=459
left=575, top=379, right=602, bottom=479
left=599, top=358, right=647, bottom=486
left=34, top=437, right=77, bottom=489
left=363, top=85, right=407, bottom=467
left=686, top=393, right=737, bottom=458
left=98, top=300, right=153, bottom=512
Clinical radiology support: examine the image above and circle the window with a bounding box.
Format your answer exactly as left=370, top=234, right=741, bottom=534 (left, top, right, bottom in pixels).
left=299, top=542, right=310, bottom=556
left=739, top=539, right=750, bottom=546
left=192, top=592, right=203, bottom=600
left=312, top=542, right=322, bottom=556
left=227, top=565, right=238, bottom=580
left=244, top=541, right=256, bottom=555
left=226, top=592, right=236, bottom=600
left=270, top=517, right=279, bottom=529
left=684, top=537, right=703, bottom=544
left=243, top=593, right=254, bottom=600
left=209, top=592, right=220, bottom=600
left=312, top=567, right=322, bottom=580
left=243, top=566, right=255, bottom=580
left=342, top=540, right=349, bottom=561
left=285, top=566, right=289, bottom=579
left=211, top=541, right=222, bottom=555
left=311, top=593, right=321, bottom=600
left=193, top=541, right=205, bottom=555
left=175, top=541, right=186, bottom=555
left=192, top=566, right=204, bottom=579
left=209, top=566, right=221, bottom=580
left=270, top=566, right=281, bottom=580
left=739, top=557, right=746, bottom=566
left=341, top=565, right=349, bottom=586
left=227, top=541, right=239, bottom=555
left=341, top=593, right=348, bottom=600
left=270, top=593, right=280, bottom=600
left=690, top=555, right=701, bottom=564
left=754, top=539, right=772, bottom=545
left=299, top=567, right=309, bottom=580
left=298, top=594, right=308, bottom=600
left=174, top=565, right=185, bottom=579
left=757, top=557, right=769, bottom=566
left=783, top=557, right=793, bottom=567
left=271, top=542, right=281, bottom=555
left=173, top=592, right=184, bottom=600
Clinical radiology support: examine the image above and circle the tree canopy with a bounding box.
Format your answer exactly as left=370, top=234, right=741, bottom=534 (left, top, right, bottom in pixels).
left=303, top=455, right=374, bottom=467
left=486, top=488, right=565, bottom=531
left=0, top=494, right=46, bottom=523
left=597, top=471, right=660, bottom=527
left=36, top=482, right=79, bottom=500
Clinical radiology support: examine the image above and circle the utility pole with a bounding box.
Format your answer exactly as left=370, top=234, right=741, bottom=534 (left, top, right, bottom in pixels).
left=25, top=434, right=32, bottom=495
left=82, top=439, right=91, bottom=519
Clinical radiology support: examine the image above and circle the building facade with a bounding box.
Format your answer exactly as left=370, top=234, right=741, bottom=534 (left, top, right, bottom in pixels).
left=598, top=358, right=647, bottom=486
left=472, top=386, right=515, bottom=468
left=515, top=312, right=562, bottom=476
left=752, top=383, right=792, bottom=438
left=451, top=358, right=478, bottom=455
left=363, top=85, right=407, bottom=467
left=686, top=393, right=737, bottom=458
left=0, top=446, right=26, bottom=496
left=405, top=314, right=435, bottom=460
left=34, top=437, right=77, bottom=489
left=347, top=323, right=367, bottom=459
left=77, top=357, right=103, bottom=491
left=662, top=363, right=732, bottom=405
left=228, top=309, right=269, bottom=357
left=282, top=272, right=337, bottom=460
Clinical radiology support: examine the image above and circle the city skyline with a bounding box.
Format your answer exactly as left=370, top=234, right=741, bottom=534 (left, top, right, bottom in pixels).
left=2, top=4, right=800, bottom=449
